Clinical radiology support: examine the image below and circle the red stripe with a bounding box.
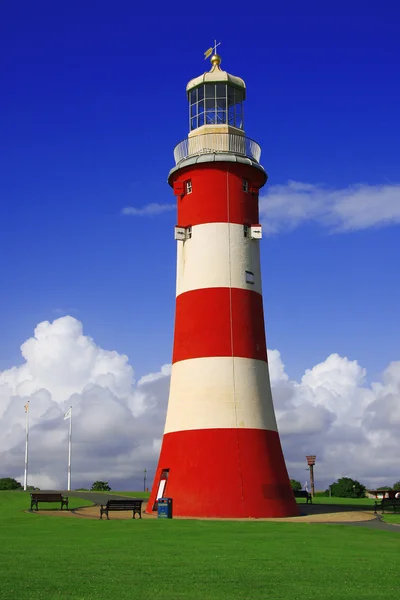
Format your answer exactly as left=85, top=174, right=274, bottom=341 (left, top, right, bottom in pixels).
left=147, top=428, right=298, bottom=518
left=172, top=288, right=267, bottom=363
left=171, top=163, right=266, bottom=227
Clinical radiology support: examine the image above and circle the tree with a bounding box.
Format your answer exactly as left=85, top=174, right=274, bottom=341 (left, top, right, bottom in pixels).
left=377, top=486, right=392, bottom=491
left=90, top=481, right=111, bottom=491
left=290, top=479, right=302, bottom=492
left=393, top=481, right=400, bottom=491
left=329, top=477, right=366, bottom=498
left=0, top=478, right=22, bottom=490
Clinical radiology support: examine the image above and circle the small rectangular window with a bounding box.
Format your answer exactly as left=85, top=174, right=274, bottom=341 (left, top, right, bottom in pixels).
left=242, top=179, right=249, bottom=192
left=186, top=180, right=192, bottom=194
left=245, top=270, right=255, bottom=284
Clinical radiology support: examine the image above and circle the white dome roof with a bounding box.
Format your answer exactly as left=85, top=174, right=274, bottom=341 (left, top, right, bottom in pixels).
left=186, top=55, right=246, bottom=99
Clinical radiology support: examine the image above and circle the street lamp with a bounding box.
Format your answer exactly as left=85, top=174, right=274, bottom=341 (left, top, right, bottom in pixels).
left=306, top=455, right=316, bottom=497
left=143, top=469, right=147, bottom=492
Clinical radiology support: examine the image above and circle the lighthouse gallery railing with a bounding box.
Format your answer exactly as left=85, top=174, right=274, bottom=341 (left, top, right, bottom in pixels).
left=173, top=133, right=261, bottom=165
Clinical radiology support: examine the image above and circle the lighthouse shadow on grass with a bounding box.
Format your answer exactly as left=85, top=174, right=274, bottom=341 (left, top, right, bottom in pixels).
left=295, top=498, right=376, bottom=517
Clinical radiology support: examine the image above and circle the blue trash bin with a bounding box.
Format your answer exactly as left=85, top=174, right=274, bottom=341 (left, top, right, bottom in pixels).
left=157, top=497, right=173, bottom=519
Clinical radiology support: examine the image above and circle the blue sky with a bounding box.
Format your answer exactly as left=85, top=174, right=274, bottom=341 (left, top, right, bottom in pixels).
left=1, top=5, right=399, bottom=383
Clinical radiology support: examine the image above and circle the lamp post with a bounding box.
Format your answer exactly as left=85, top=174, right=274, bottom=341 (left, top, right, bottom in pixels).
left=143, top=469, right=147, bottom=492
left=306, top=455, right=316, bottom=497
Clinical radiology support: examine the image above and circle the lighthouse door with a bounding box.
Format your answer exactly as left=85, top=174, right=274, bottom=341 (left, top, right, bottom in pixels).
left=152, top=469, right=169, bottom=511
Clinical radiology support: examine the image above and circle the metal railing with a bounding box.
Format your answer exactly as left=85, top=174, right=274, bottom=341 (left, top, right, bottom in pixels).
left=173, top=132, right=261, bottom=165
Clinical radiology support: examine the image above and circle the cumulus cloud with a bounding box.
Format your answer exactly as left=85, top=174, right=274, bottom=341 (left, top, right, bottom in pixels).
left=272, top=351, right=400, bottom=488
left=121, top=203, right=175, bottom=216
left=0, top=316, right=399, bottom=491
left=0, top=316, right=170, bottom=490
left=260, top=181, right=400, bottom=235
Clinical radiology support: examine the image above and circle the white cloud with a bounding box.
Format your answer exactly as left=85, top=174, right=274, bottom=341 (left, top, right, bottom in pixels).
left=0, top=316, right=399, bottom=491
left=0, top=316, right=170, bottom=490
left=121, top=203, right=175, bottom=216
left=260, top=181, right=400, bottom=235
left=273, top=350, right=400, bottom=488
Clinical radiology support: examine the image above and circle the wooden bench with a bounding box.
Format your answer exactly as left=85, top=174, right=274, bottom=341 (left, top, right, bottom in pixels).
left=374, top=497, right=400, bottom=514
left=30, top=493, right=69, bottom=511
left=293, top=490, right=313, bottom=504
left=99, top=499, right=143, bottom=520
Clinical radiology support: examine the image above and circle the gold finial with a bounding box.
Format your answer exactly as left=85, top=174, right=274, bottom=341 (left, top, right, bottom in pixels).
left=211, top=53, right=222, bottom=67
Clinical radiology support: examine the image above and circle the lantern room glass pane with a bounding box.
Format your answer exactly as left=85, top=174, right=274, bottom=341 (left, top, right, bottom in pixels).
left=227, top=87, right=235, bottom=107
left=235, top=89, right=244, bottom=104
left=217, top=109, right=226, bottom=124
left=235, top=105, right=243, bottom=128
left=189, top=83, right=244, bottom=131
left=206, top=109, right=216, bottom=124
left=205, top=84, right=215, bottom=98
left=216, top=84, right=226, bottom=98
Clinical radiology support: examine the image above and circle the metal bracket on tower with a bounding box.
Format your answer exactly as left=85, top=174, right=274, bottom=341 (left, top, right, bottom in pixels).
left=244, top=224, right=262, bottom=239
left=175, top=225, right=192, bottom=241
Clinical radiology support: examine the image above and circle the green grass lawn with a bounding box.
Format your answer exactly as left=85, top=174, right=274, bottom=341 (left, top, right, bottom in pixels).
left=0, top=491, right=399, bottom=600
left=35, top=496, right=94, bottom=510
left=296, top=496, right=376, bottom=507
left=382, top=514, right=400, bottom=525
left=100, top=490, right=150, bottom=499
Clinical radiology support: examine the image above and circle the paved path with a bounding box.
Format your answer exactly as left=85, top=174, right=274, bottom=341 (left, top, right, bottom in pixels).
left=298, top=503, right=400, bottom=532
left=40, top=491, right=399, bottom=532
left=327, top=517, right=400, bottom=533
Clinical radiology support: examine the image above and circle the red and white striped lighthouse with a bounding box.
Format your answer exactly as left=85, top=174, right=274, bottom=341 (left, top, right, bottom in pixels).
left=148, top=50, right=298, bottom=518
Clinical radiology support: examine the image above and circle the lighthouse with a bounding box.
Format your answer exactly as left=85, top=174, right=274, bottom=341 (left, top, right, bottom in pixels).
left=148, top=48, right=298, bottom=518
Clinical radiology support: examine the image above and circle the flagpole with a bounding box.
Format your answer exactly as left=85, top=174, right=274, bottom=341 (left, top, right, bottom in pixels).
left=24, top=402, right=30, bottom=491
left=67, top=406, right=72, bottom=491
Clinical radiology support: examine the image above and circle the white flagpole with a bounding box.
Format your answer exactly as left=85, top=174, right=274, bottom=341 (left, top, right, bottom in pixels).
left=24, top=402, right=30, bottom=491
left=67, top=407, right=72, bottom=491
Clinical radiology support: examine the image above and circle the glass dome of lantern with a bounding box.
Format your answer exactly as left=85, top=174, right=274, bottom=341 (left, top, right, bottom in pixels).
left=186, top=53, right=246, bottom=132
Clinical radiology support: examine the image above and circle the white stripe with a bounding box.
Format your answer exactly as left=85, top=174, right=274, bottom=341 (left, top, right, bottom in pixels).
left=164, top=356, right=277, bottom=434
left=176, top=223, right=262, bottom=296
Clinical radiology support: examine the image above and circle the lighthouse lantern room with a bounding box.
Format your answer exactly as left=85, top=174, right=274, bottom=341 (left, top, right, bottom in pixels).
left=148, top=49, right=299, bottom=518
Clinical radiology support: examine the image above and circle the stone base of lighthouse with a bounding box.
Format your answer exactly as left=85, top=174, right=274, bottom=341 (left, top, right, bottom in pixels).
left=147, top=428, right=298, bottom=518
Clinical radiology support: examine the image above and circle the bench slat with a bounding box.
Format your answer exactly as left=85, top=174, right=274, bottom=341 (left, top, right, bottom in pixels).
left=99, top=498, right=143, bottom=520
left=374, top=498, right=400, bottom=514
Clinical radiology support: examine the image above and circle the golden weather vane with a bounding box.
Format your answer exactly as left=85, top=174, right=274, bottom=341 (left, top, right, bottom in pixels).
left=204, top=40, right=221, bottom=60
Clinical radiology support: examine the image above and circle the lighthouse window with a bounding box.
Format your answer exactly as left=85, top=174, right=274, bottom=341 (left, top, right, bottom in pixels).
left=242, top=179, right=249, bottom=192
left=186, top=180, right=192, bottom=194
left=189, top=84, right=244, bottom=131
left=245, top=270, right=255, bottom=284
